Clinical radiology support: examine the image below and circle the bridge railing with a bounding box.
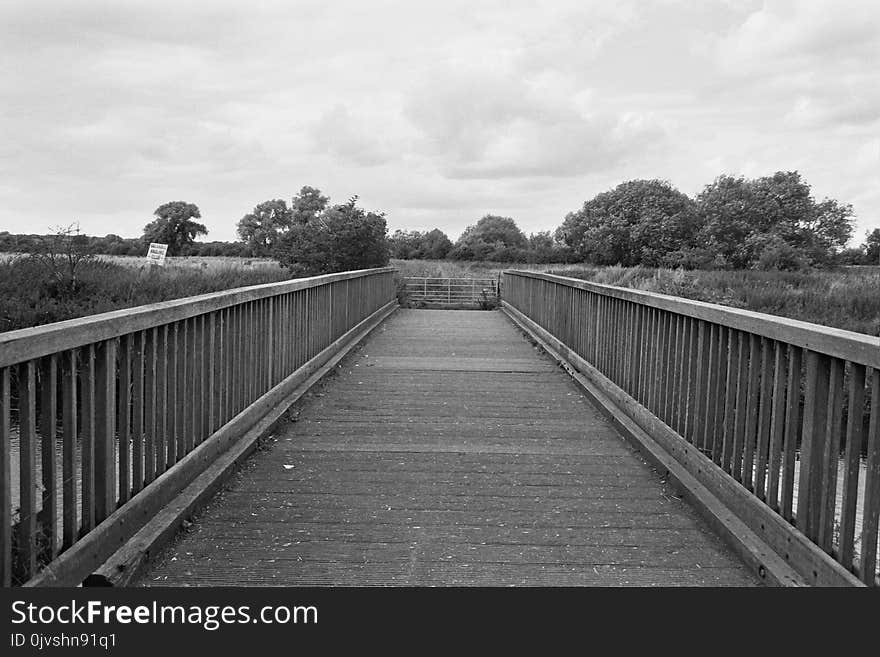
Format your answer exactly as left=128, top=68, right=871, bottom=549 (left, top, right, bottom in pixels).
left=503, top=270, right=879, bottom=586
left=0, top=267, right=396, bottom=586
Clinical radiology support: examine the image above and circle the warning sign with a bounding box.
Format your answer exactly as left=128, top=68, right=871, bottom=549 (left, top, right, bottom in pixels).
left=146, top=243, right=168, bottom=266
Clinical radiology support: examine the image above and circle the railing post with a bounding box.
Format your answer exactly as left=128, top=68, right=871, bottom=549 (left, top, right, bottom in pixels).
left=95, top=338, right=117, bottom=523
left=1, top=367, right=11, bottom=586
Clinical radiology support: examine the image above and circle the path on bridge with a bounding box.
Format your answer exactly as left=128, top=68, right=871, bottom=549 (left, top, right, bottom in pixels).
left=140, top=309, right=757, bottom=586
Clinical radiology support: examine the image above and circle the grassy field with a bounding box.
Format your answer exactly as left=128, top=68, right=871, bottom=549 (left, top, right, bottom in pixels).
left=393, top=259, right=880, bottom=336
left=546, top=265, right=880, bottom=336
left=2, top=253, right=878, bottom=336
left=0, top=254, right=294, bottom=333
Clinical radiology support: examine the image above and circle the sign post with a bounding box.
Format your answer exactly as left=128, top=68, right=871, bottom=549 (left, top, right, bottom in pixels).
left=145, top=243, right=168, bottom=267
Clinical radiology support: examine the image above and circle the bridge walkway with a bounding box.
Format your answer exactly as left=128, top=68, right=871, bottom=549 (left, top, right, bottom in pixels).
left=140, top=309, right=757, bottom=586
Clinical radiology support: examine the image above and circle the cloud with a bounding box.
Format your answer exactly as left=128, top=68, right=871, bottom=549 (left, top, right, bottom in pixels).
left=405, top=66, right=665, bottom=180
left=0, top=0, right=877, bottom=242
left=311, top=105, right=395, bottom=167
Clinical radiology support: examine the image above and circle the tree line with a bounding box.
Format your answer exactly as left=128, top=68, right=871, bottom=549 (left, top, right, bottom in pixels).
left=2, top=171, right=877, bottom=276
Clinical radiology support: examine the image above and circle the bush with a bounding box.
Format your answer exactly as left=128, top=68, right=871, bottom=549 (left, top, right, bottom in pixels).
left=274, top=196, right=390, bottom=276
left=752, top=235, right=811, bottom=271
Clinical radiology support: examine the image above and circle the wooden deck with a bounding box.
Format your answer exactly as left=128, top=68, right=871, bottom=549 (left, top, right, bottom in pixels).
left=140, top=309, right=758, bottom=586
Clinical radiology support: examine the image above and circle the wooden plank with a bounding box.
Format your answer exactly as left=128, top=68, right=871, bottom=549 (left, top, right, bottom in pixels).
left=61, top=351, right=77, bottom=550
left=137, top=309, right=757, bottom=588
left=838, top=363, right=865, bottom=568
left=18, top=360, right=37, bottom=580
left=131, top=332, right=144, bottom=495
left=39, top=354, right=58, bottom=557
left=731, top=331, right=749, bottom=479
left=207, top=313, right=217, bottom=438
left=712, top=327, right=729, bottom=465
left=860, top=368, right=880, bottom=584
left=0, top=368, right=11, bottom=585
left=817, top=358, right=844, bottom=552
left=721, top=329, right=739, bottom=471
left=693, top=321, right=710, bottom=450
left=703, top=323, right=720, bottom=454
left=144, top=328, right=157, bottom=486
left=80, top=346, right=96, bottom=535
left=766, top=342, right=787, bottom=510
left=754, top=338, right=774, bottom=500
left=741, top=334, right=761, bottom=489
left=94, top=339, right=117, bottom=523
left=797, top=351, right=830, bottom=540
left=118, top=336, right=131, bottom=505
left=780, top=347, right=802, bottom=522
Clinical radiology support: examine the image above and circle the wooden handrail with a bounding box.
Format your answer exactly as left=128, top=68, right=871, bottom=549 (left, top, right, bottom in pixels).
left=506, top=270, right=880, bottom=369
left=0, top=267, right=395, bottom=368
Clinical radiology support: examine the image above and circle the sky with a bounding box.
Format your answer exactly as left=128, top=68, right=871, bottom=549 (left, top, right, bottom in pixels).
left=0, top=0, right=878, bottom=244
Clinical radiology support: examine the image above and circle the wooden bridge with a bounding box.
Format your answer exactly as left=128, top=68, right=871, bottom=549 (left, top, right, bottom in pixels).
left=1, top=268, right=878, bottom=587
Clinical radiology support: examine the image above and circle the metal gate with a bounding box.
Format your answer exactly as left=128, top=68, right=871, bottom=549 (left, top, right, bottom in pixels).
left=401, top=277, right=500, bottom=308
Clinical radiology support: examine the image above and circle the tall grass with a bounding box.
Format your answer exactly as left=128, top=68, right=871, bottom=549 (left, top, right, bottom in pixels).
left=548, top=265, right=880, bottom=336
left=0, top=256, right=296, bottom=332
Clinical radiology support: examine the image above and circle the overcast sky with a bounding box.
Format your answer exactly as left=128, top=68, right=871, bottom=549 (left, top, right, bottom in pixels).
left=1, top=0, right=877, bottom=244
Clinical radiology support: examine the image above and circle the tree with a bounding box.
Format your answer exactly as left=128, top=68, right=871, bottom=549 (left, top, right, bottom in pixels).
left=142, top=201, right=207, bottom=255
left=28, top=223, right=95, bottom=295
left=389, top=228, right=453, bottom=260
left=864, top=228, right=880, bottom=265
left=557, top=180, right=701, bottom=267
left=449, top=215, right=528, bottom=261
left=274, top=195, right=390, bottom=276
left=237, top=199, right=292, bottom=256
left=419, top=228, right=454, bottom=259
left=696, top=171, right=854, bottom=268
left=291, top=186, right=330, bottom=224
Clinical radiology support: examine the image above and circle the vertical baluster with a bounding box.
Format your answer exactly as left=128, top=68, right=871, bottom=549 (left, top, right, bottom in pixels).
left=118, top=336, right=131, bottom=505
left=61, top=351, right=77, bottom=549
left=208, top=312, right=217, bottom=436
left=94, top=339, right=117, bottom=523
left=192, top=315, right=202, bottom=450
left=132, top=332, right=144, bottom=495
left=754, top=338, right=774, bottom=501
left=80, top=345, right=95, bottom=534
left=627, top=303, right=640, bottom=397
left=741, top=334, right=761, bottom=487
left=693, top=322, right=710, bottom=451
left=144, top=327, right=158, bottom=485
left=1, top=367, right=11, bottom=585
left=155, top=325, right=168, bottom=476
left=859, top=368, right=880, bottom=584
left=176, top=320, right=187, bottom=462
left=39, top=354, right=58, bottom=557
left=18, top=360, right=37, bottom=579
left=721, top=329, right=740, bottom=471
left=712, top=327, right=729, bottom=465
left=781, top=347, right=803, bottom=522
left=680, top=316, right=694, bottom=437
left=817, top=358, right=844, bottom=552
left=798, top=351, right=831, bottom=539
left=839, top=364, right=865, bottom=569
left=671, top=315, right=684, bottom=432
left=766, top=343, right=787, bottom=510
left=683, top=318, right=698, bottom=442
